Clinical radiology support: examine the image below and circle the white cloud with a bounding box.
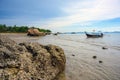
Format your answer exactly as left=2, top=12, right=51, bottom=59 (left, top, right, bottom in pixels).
left=63, top=0, right=120, bottom=20
left=40, top=0, right=120, bottom=30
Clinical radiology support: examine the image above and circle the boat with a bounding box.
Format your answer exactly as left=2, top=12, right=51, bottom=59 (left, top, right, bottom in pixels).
left=85, top=31, right=103, bottom=38
left=53, top=33, right=58, bottom=35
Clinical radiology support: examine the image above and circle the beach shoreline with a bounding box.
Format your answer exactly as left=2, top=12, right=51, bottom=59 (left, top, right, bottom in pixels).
left=0, top=33, right=42, bottom=43
left=1, top=33, right=120, bottom=80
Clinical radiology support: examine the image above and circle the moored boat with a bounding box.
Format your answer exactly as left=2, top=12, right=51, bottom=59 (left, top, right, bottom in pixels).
left=85, top=32, right=103, bottom=38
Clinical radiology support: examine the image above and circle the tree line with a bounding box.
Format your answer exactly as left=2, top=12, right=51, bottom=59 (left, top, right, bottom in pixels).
left=0, top=24, right=51, bottom=33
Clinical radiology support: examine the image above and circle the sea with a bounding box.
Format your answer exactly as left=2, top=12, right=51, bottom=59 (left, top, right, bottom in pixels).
left=3, top=32, right=120, bottom=80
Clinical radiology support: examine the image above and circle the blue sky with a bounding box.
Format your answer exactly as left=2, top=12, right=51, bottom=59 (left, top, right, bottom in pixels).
left=0, top=0, right=120, bottom=32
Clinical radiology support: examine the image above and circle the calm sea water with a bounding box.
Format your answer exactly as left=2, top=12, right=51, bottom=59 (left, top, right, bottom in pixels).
left=38, top=33, right=120, bottom=80
left=38, top=33, right=120, bottom=53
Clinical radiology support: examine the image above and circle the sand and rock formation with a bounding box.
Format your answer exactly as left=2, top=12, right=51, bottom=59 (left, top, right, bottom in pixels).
left=0, top=35, right=66, bottom=80
left=27, top=28, right=46, bottom=36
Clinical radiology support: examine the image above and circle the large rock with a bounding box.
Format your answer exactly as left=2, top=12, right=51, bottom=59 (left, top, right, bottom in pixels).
left=27, top=28, right=45, bottom=36
left=0, top=35, right=66, bottom=80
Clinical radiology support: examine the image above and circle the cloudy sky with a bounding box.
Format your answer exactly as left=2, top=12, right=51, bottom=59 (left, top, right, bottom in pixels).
left=0, top=0, right=120, bottom=32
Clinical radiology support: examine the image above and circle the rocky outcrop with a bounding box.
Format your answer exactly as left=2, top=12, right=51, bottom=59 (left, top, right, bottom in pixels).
left=0, top=35, right=66, bottom=80
left=27, top=28, right=45, bottom=36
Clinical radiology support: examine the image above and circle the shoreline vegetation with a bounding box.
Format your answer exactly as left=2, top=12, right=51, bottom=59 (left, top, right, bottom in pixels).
left=0, top=24, right=51, bottom=33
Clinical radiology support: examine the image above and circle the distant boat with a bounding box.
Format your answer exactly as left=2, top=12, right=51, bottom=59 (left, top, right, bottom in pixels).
left=71, top=32, right=76, bottom=34
left=53, top=33, right=58, bottom=35
left=53, top=32, right=60, bottom=35
left=85, top=32, right=103, bottom=38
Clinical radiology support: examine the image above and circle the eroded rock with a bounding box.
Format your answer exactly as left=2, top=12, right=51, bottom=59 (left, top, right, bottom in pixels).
left=27, top=28, right=45, bottom=36
left=0, top=35, right=66, bottom=80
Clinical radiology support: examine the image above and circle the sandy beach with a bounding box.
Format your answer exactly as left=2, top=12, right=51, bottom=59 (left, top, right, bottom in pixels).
left=0, top=33, right=42, bottom=43
left=1, top=33, right=120, bottom=80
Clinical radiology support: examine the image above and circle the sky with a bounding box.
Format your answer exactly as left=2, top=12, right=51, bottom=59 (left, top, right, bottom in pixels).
left=0, top=0, right=120, bottom=32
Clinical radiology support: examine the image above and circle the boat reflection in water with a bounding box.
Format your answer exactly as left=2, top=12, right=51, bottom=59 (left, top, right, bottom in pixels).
left=85, top=31, right=103, bottom=38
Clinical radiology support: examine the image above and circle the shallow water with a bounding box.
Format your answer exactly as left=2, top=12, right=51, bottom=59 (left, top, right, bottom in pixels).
left=38, top=33, right=120, bottom=80
left=3, top=33, right=120, bottom=80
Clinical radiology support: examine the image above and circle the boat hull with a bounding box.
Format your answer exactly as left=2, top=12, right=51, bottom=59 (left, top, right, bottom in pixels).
left=85, top=32, right=103, bottom=38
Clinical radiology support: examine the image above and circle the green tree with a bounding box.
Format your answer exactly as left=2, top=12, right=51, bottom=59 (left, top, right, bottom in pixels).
left=0, top=24, right=52, bottom=33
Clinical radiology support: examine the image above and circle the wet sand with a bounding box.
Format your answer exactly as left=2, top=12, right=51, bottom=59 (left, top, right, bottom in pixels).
left=38, top=34, right=120, bottom=80
left=1, top=33, right=120, bottom=80
left=0, top=33, right=41, bottom=43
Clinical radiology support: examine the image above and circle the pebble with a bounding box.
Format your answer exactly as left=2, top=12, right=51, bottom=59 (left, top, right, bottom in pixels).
left=99, top=61, right=103, bottom=63
left=102, top=47, right=108, bottom=50
left=72, top=54, right=75, bottom=56
left=93, top=56, right=97, bottom=59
